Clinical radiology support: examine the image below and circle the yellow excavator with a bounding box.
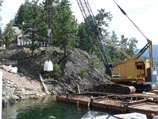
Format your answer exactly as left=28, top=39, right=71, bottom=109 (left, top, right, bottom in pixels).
left=77, top=0, right=157, bottom=94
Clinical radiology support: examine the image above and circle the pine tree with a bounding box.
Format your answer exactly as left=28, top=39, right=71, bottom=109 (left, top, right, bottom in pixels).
left=2, top=22, right=16, bottom=48
left=53, top=0, right=78, bottom=57
left=17, top=0, right=48, bottom=56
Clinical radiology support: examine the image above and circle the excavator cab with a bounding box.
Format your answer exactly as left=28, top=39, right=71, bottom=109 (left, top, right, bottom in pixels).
left=111, top=59, right=152, bottom=82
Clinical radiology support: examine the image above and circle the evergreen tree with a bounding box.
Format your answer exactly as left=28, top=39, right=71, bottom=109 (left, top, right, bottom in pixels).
left=127, top=37, right=138, bottom=56
left=95, top=9, right=112, bottom=36
left=0, top=0, right=2, bottom=6
left=77, top=9, right=112, bottom=54
left=119, top=35, right=138, bottom=59
left=20, top=0, right=48, bottom=56
left=2, top=22, right=16, bottom=48
left=52, top=0, right=78, bottom=57
left=42, top=0, right=59, bottom=44
left=0, top=28, right=2, bottom=45
left=105, top=31, right=121, bottom=65
left=77, top=22, right=94, bottom=53
left=0, top=0, right=3, bottom=45
left=0, top=0, right=2, bottom=21
left=14, top=1, right=30, bottom=25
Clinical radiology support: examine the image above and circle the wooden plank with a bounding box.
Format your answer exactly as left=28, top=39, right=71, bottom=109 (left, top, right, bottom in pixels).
left=39, top=74, right=50, bottom=94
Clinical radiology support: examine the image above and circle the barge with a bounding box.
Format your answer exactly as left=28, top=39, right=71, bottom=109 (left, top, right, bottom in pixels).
left=56, top=92, right=158, bottom=118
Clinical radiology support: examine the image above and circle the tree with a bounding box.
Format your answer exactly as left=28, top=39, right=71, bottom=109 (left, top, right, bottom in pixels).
left=14, top=1, right=30, bottom=25
left=119, top=35, right=138, bottom=59
left=105, top=31, right=122, bottom=65
left=42, top=0, right=59, bottom=44
left=20, top=0, right=48, bottom=56
left=77, top=9, right=112, bottom=54
left=2, top=22, right=16, bottom=48
left=77, top=22, right=94, bottom=53
left=0, top=0, right=3, bottom=45
left=0, top=0, right=3, bottom=20
left=95, top=9, right=112, bottom=36
left=52, top=0, right=78, bottom=58
left=0, top=0, right=2, bottom=6
left=127, top=37, right=138, bottom=56
left=0, top=28, right=2, bottom=45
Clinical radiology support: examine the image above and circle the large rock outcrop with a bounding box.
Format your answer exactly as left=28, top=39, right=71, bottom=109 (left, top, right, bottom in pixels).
left=0, top=47, right=109, bottom=106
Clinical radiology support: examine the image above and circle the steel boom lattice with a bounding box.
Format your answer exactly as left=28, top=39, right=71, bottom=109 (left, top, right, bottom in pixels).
left=77, top=0, right=112, bottom=76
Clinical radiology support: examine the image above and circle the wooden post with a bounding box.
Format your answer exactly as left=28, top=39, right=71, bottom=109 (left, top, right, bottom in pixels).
left=76, top=84, right=80, bottom=94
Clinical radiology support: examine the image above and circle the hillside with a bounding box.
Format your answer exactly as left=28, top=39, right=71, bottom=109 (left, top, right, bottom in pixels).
left=1, top=47, right=108, bottom=106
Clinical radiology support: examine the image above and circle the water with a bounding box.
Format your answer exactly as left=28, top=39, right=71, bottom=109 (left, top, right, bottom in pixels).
left=2, top=96, right=87, bottom=119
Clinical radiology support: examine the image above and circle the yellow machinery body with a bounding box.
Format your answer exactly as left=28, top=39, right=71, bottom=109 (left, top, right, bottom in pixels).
left=111, top=58, right=152, bottom=83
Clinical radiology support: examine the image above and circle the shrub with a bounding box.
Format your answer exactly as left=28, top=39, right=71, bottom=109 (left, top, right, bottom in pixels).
left=88, top=55, right=101, bottom=69
left=53, top=63, right=62, bottom=79
left=80, top=67, right=88, bottom=78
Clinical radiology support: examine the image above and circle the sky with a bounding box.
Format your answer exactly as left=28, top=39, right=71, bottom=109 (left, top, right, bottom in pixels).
left=0, top=0, right=158, bottom=48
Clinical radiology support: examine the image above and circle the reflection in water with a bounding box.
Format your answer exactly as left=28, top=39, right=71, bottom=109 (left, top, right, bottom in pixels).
left=2, top=96, right=87, bottom=119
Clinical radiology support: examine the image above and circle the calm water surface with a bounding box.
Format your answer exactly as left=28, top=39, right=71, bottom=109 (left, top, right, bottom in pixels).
left=2, top=96, right=88, bottom=119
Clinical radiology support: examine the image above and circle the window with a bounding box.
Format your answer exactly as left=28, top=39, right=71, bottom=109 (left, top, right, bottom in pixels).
left=136, top=62, right=144, bottom=69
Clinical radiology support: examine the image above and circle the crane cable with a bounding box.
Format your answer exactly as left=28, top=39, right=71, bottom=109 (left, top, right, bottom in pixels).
left=112, top=0, right=153, bottom=66
left=112, top=0, right=149, bottom=41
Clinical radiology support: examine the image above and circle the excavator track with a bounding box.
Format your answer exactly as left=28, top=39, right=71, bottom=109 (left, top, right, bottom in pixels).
left=92, top=83, right=155, bottom=94
left=132, top=83, right=155, bottom=93
left=93, top=83, right=136, bottom=94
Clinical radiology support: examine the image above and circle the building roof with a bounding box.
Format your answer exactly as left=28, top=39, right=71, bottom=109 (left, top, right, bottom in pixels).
left=12, top=26, right=22, bottom=35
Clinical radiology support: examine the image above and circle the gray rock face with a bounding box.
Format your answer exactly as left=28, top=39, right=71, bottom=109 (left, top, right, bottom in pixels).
left=2, top=69, right=46, bottom=107
left=50, top=49, right=107, bottom=94
left=1, top=47, right=109, bottom=106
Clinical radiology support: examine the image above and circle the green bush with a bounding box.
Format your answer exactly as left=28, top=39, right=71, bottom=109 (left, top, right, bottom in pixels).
left=80, top=67, right=88, bottom=77
left=88, top=55, right=100, bottom=69
left=53, top=63, right=62, bottom=79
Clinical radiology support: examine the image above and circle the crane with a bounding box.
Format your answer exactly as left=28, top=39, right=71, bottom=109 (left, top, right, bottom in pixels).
left=77, top=0, right=157, bottom=94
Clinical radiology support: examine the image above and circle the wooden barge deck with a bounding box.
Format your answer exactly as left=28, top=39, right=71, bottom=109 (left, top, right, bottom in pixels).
left=56, top=92, right=158, bottom=118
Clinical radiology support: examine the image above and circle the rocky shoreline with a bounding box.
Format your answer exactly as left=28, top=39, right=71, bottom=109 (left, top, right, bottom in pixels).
left=2, top=68, right=47, bottom=107
left=1, top=47, right=108, bottom=107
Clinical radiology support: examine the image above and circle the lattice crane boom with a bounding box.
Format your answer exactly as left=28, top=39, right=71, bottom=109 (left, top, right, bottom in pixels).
left=77, top=0, right=112, bottom=76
